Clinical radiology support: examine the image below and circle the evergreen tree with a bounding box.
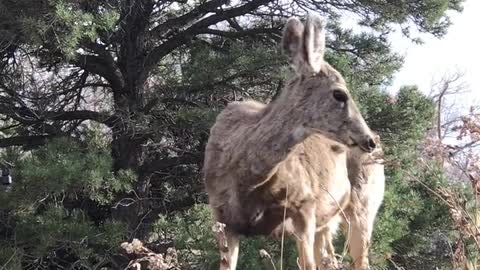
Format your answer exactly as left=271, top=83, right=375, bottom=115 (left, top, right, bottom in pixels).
left=0, top=0, right=466, bottom=268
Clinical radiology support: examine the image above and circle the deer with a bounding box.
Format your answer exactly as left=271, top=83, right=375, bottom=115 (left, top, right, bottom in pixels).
left=315, top=135, right=385, bottom=270
left=203, top=14, right=377, bottom=270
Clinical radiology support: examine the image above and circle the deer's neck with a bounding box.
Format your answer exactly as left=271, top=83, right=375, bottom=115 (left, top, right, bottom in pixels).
left=242, top=81, right=310, bottom=178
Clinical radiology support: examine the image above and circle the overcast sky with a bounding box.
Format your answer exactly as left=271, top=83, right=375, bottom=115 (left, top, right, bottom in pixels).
left=389, top=0, right=479, bottom=107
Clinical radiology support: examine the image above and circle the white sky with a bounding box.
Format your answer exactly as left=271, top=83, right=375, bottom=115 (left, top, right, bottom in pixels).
left=389, top=0, right=480, bottom=107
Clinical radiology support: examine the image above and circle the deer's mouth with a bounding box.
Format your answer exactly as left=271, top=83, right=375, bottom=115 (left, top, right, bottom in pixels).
left=348, top=137, right=374, bottom=153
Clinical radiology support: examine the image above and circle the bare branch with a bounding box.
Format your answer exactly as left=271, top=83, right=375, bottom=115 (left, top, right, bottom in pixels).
left=0, top=134, right=57, bottom=148
left=144, top=0, right=271, bottom=74
left=0, top=106, right=118, bottom=128
left=199, top=27, right=282, bottom=39
left=150, top=0, right=229, bottom=37
left=75, top=55, right=124, bottom=91
left=142, top=153, right=201, bottom=173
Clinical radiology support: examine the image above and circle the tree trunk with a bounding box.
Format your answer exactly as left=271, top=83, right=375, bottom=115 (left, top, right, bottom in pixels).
left=110, top=85, right=151, bottom=236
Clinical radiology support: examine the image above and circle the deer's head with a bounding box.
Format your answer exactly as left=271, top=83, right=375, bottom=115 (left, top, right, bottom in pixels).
left=282, top=14, right=376, bottom=152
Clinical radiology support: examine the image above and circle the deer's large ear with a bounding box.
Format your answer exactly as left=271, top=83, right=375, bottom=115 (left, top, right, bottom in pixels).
left=282, top=17, right=304, bottom=65
left=303, top=13, right=326, bottom=73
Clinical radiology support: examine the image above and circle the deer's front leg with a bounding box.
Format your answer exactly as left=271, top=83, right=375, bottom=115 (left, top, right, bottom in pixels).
left=214, top=223, right=240, bottom=270
left=294, top=204, right=316, bottom=270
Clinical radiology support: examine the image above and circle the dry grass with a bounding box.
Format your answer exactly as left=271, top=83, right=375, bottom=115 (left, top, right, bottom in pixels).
left=121, top=239, right=181, bottom=270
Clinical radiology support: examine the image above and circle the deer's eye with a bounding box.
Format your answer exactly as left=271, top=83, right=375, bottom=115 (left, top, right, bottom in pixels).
left=332, top=90, right=348, bottom=103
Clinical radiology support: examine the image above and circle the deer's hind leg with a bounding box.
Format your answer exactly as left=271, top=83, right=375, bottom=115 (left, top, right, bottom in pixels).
left=345, top=189, right=382, bottom=270
left=344, top=211, right=369, bottom=270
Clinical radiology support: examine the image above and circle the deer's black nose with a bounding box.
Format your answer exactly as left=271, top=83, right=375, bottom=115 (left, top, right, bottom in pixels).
left=367, top=137, right=376, bottom=151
